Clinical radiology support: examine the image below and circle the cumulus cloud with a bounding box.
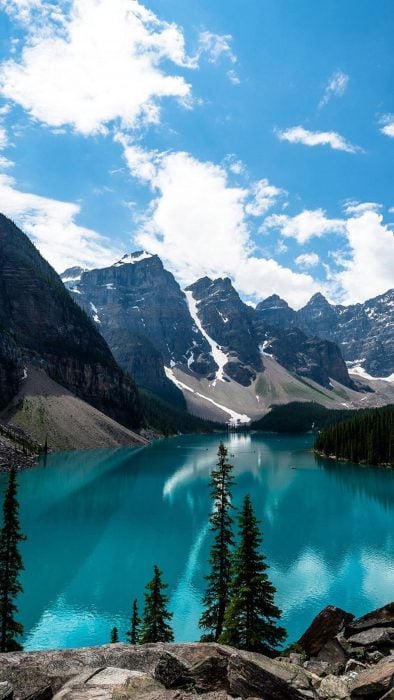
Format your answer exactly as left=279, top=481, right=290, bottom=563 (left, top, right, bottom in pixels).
left=343, top=201, right=381, bottom=216
left=295, top=252, right=320, bottom=268
left=319, top=70, right=349, bottom=108
left=0, top=0, right=194, bottom=135
left=276, top=126, right=361, bottom=153
left=379, top=114, right=394, bottom=138
left=197, top=30, right=236, bottom=64
left=335, top=210, right=394, bottom=304
left=245, top=178, right=286, bottom=217
left=0, top=173, right=122, bottom=270
left=118, top=141, right=320, bottom=307
left=264, top=209, right=346, bottom=244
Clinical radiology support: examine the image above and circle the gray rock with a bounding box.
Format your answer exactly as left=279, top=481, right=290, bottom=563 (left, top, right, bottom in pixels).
left=348, top=658, right=394, bottom=696
left=344, top=659, right=367, bottom=674
left=227, top=653, right=306, bottom=699
left=0, top=682, right=13, bottom=700
left=298, top=606, right=354, bottom=657
left=153, top=651, right=189, bottom=688
left=347, top=627, right=394, bottom=648
left=316, top=675, right=349, bottom=699
left=290, top=654, right=306, bottom=666
left=303, top=661, right=329, bottom=677
left=317, top=639, right=346, bottom=666
left=345, top=603, right=394, bottom=637
left=183, top=655, right=229, bottom=693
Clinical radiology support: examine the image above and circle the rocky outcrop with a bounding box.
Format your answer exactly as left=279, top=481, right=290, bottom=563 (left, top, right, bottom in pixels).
left=258, top=289, right=394, bottom=379
left=1, top=603, right=393, bottom=699
left=62, top=253, right=215, bottom=400
left=0, top=214, right=141, bottom=431
left=185, top=277, right=262, bottom=386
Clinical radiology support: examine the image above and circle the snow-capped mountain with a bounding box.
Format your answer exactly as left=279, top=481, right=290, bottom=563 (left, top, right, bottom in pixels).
left=59, top=251, right=394, bottom=423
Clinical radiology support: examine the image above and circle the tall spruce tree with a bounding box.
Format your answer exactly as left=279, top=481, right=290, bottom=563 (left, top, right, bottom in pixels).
left=140, top=565, right=174, bottom=643
left=220, top=494, right=286, bottom=655
left=126, top=598, right=140, bottom=644
left=110, top=626, right=119, bottom=643
left=0, top=466, right=26, bottom=652
left=199, top=441, right=235, bottom=642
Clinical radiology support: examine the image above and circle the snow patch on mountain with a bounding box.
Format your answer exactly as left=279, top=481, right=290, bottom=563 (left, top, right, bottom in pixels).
left=114, top=252, right=153, bottom=266
left=184, top=290, right=228, bottom=387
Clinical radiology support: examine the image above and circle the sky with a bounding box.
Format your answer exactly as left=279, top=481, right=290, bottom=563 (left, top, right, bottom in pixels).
left=0, top=0, right=393, bottom=309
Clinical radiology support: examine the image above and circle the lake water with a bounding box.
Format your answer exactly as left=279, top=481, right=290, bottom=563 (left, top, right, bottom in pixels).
left=3, top=432, right=394, bottom=651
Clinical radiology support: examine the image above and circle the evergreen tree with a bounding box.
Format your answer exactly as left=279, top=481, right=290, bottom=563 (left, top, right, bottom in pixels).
left=140, top=565, right=174, bottom=643
left=126, top=598, right=140, bottom=644
left=199, top=442, right=235, bottom=641
left=220, top=494, right=286, bottom=655
left=0, top=465, right=26, bottom=652
left=110, top=626, right=119, bottom=643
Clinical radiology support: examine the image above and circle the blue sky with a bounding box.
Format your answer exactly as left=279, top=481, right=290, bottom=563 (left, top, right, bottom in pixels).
left=0, top=0, right=393, bottom=307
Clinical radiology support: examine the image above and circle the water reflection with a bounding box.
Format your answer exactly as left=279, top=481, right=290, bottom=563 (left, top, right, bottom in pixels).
left=6, top=433, right=393, bottom=650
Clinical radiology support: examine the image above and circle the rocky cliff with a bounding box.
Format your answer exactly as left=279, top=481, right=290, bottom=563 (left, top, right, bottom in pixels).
left=257, top=290, right=394, bottom=379
left=0, top=602, right=392, bottom=700
left=0, top=214, right=141, bottom=429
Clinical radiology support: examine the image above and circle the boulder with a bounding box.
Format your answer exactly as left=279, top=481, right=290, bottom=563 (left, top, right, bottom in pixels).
left=298, top=606, right=354, bottom=657
left=348, top=658, right=394, bottom=696
left=152, top=651, right=189, bottom=688
left=182, top=655, right=229, bottom=693
left=345, top=604, right=394, bottom=638
left=227, top=653, right=306, bottom=699
left=317, top=675, right=349, bottom=699
left=317, top=639, right=347, bottom=666
left=347, top=627, right=394, bottom=648
left=0, top=683, right=13, bottom=700
left=303, top=661, right=329, bottom=677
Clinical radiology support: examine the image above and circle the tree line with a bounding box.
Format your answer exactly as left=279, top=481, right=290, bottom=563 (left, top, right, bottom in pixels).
left=314, top=405, right=394, bottom=466
left=0, top=443, right=286, bottom=655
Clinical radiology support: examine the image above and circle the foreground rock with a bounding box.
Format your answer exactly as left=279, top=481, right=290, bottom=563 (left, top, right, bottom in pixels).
left=1, top=603, right=393, bottom=699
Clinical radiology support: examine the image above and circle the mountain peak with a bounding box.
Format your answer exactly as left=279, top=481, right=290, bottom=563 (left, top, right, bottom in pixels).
left=113, top=251, right=154, bottom=266
left=307, top=292, right=330, bottom=306
left=256, top=294, right=291, bottom=311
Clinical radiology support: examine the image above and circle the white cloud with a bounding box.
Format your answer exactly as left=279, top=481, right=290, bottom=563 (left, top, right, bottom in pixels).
left=343, top=201, right=381, bottom=216
left=276, top=126, right=361, bottom=153
left=319, top=70, right=349, bottom=108
left=295, top=252, right=320, bottom=268
left=0, top=172, right=122, bottom=270
left=227, top=69, right=240, bottom=85
left=0, top=125, right=8, bottom=149
left=264, top=209, right=346, bottom=244
left=379, top=114, right=394, bottom=138
left=335, top=210, right=394, bottom=304
left=118, top=142, right=320, bottom=308
left=245, top=178, right=286, bottom=217
left=0, top=0, right=194, bottom=135
left=197, top=30, right=236, bottom=64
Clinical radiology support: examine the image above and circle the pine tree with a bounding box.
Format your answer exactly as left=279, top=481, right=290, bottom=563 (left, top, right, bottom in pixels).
left=140, top=565, right=174, bottom=643
left=110, top=626, right=119, bottom=643
left=199, top=442, right=235, bottom=642
left=220, top=494, right=287, bottom=655
left=126, top=598, right=140, bottom=644
left=0, top=465, right=26, bottom=652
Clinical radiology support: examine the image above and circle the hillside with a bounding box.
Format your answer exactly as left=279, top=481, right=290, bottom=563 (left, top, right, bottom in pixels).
left=314, top=405, right=394, bottom=466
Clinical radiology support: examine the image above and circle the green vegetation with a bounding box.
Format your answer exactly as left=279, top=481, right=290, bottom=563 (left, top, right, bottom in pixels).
left=140, top=565, right=174, bottom=643
left=110, top=626, right=119, bottom=643
left=126, top=599, right=140, bottom=645
left=220, top=495, right=286, bottom=654
left=199, top=442, right=236, bottom=641
left=314, top=405, right=394, bottom=466
left=251, top=402, right=364, bottom=433
left=0, top=466, right=26, bottom=652
left=140, top=388, right=224, bottom=435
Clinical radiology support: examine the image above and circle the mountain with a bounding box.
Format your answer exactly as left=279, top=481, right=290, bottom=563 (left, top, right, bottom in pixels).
left=61, top=252, right=392, bottom=425
left=256, top=289, right=394, bottom=378
left=0, top=214, right=141, bottom=430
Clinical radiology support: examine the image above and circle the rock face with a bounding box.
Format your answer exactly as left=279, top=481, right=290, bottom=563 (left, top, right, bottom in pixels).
left=64, top=257, right=355, bottom=396
left=257, top=290, right=394, bottom=378
left=0, top=214, right=141, bottom=429
left=185, top=277, right=262, bottom=386
left=0, top=603, right=393, bottom=699
left=62, top=253, right=215, bottom=402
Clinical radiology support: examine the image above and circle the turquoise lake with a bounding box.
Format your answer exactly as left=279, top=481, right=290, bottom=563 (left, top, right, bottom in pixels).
left=3, top=432, right=394, bottom=651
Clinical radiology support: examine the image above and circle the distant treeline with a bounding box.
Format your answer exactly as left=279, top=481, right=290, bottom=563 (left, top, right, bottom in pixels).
left=139, top=388, right=224, bottom=435
left=314, top=405, right=394, bottom=466
left=250, top=402, right=363, bottom=433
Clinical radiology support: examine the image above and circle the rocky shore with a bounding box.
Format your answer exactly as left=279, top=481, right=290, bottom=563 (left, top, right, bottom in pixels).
left=0, top=603, right=392, bottom=700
